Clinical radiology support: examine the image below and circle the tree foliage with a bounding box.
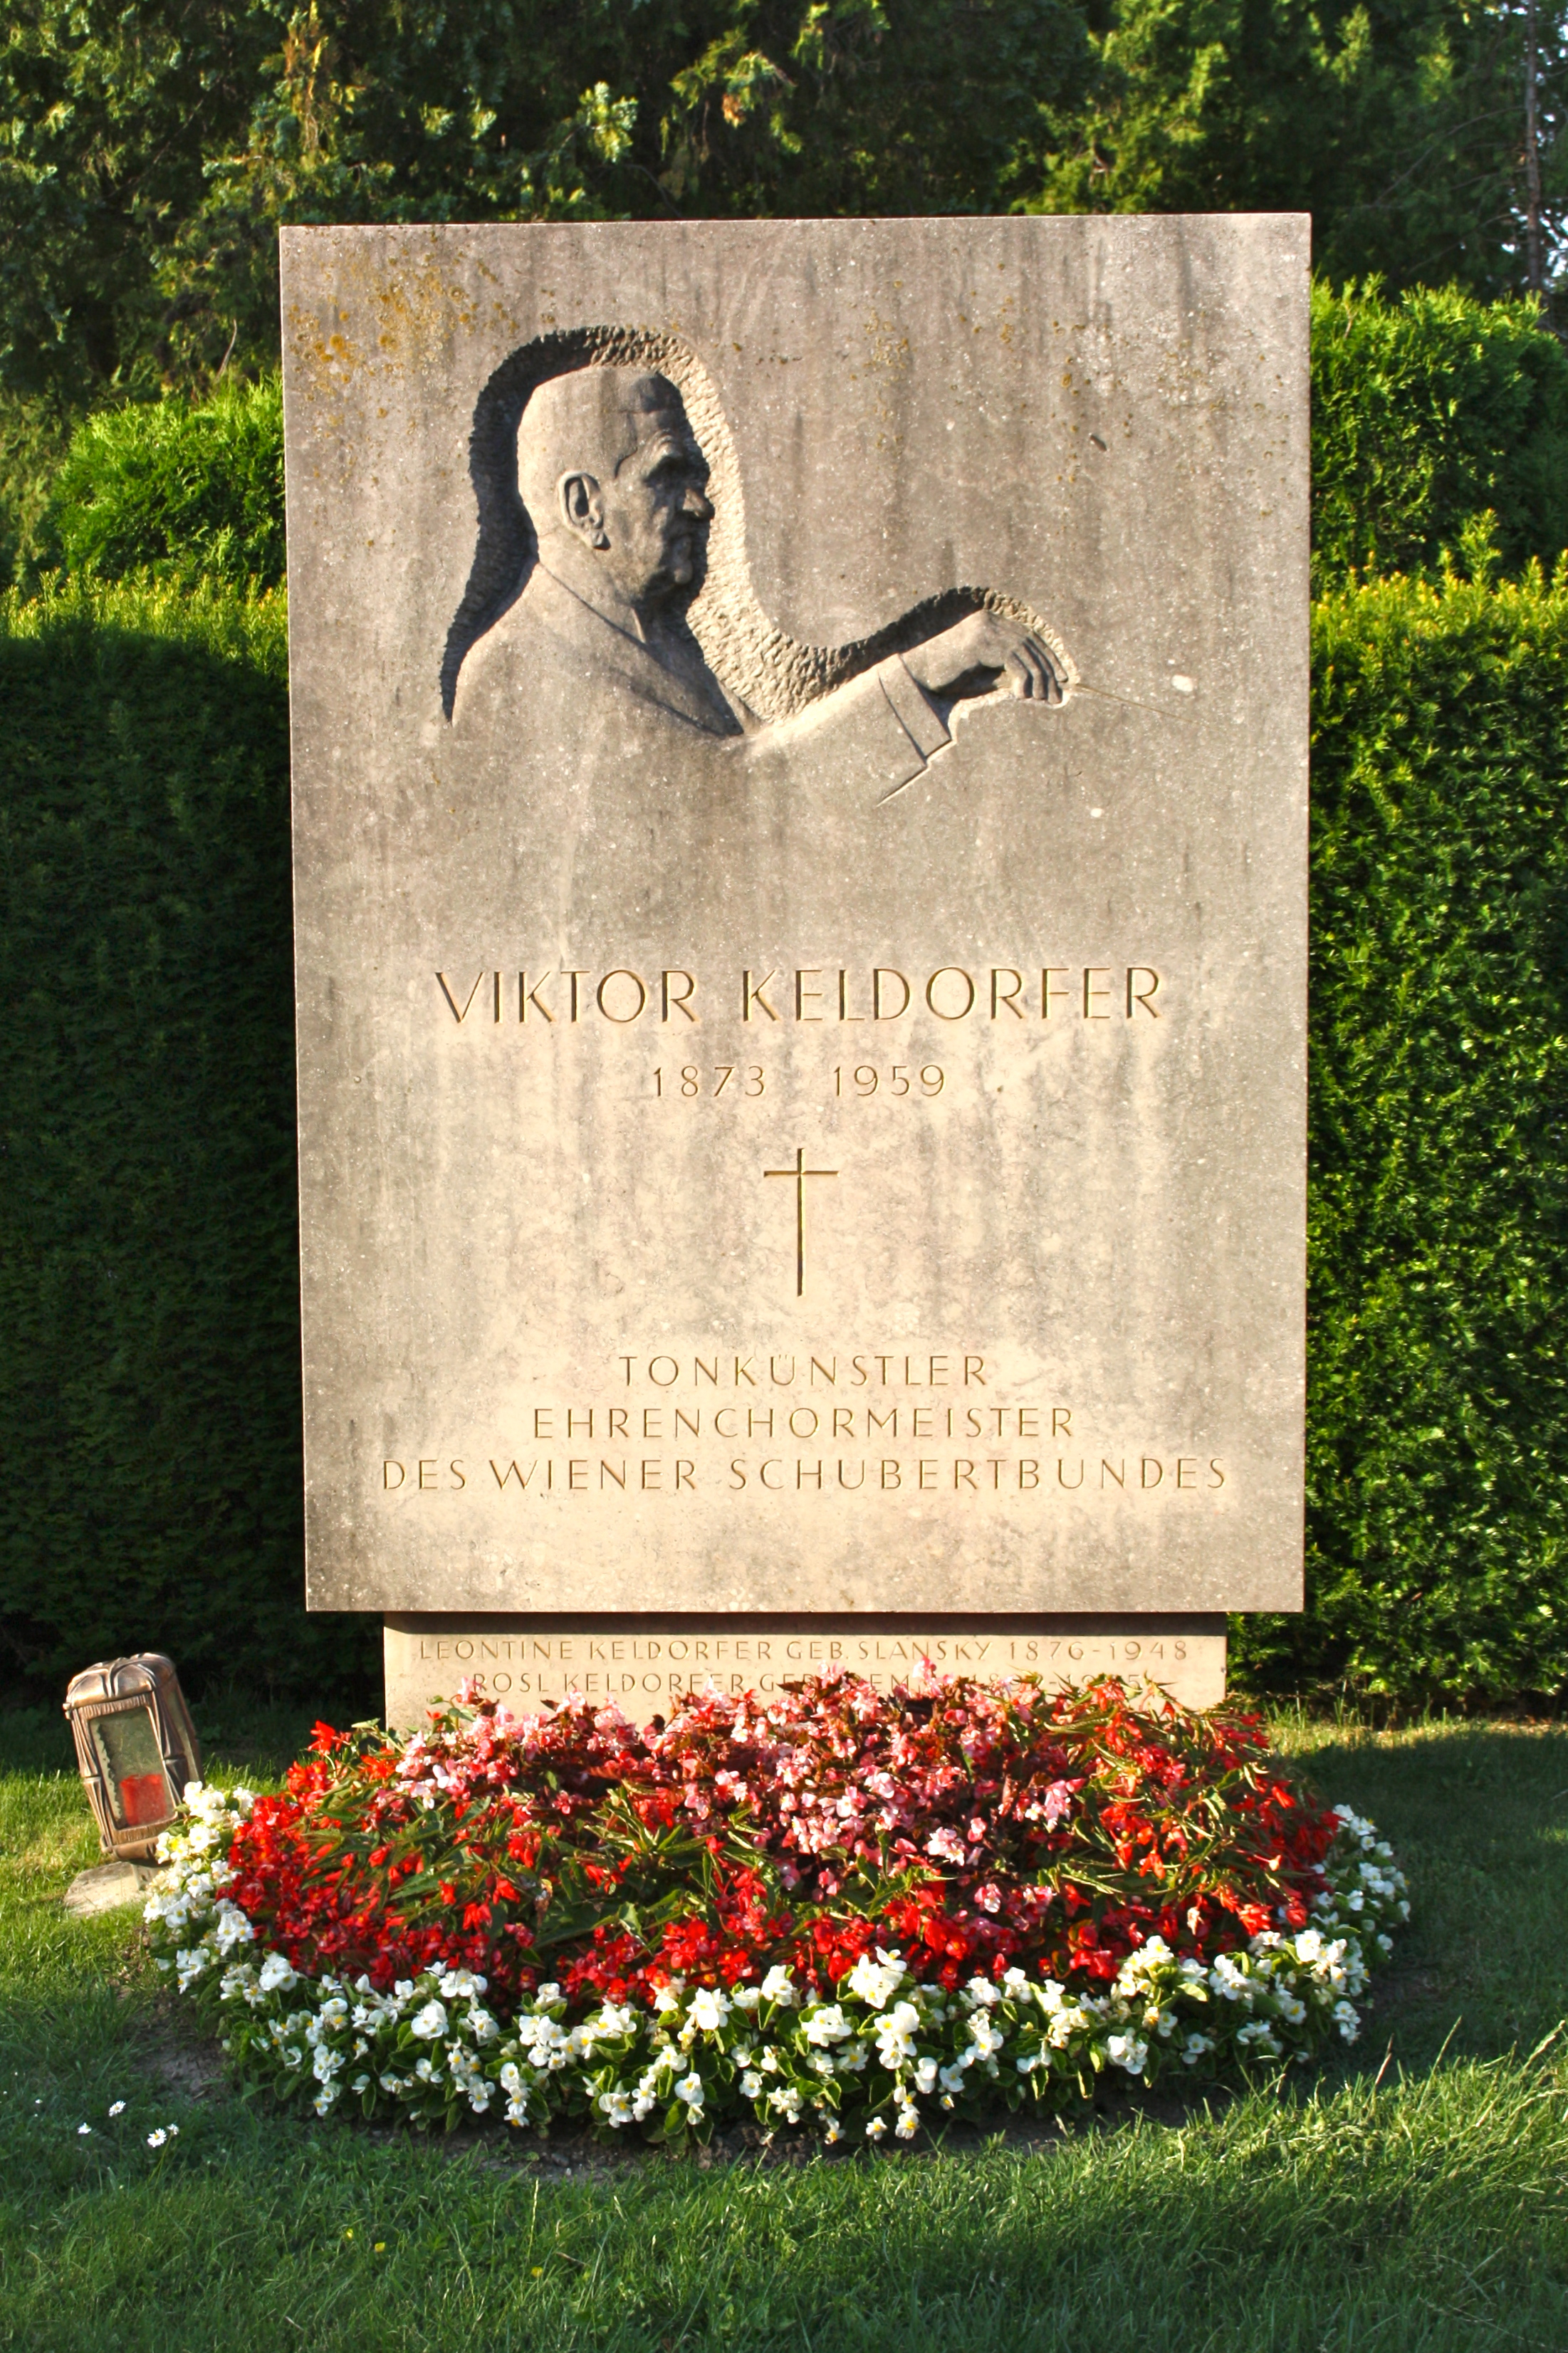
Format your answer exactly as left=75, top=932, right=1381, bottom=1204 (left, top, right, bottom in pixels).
left=1025, top=0, right=1565, bottom=298
left=0, top=0, right=1092, bottom=407
left=0, top=0, right=1560, bottom=435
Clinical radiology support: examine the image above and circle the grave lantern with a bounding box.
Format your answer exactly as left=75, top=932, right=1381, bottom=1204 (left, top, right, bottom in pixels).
left=63, top=1654, right=202, bottom=1862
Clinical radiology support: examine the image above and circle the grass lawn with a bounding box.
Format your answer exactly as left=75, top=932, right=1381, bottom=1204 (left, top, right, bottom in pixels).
left=1, top=1699, right=1567, bottom=2351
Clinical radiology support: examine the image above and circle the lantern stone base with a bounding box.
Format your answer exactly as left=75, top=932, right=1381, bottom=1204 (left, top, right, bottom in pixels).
left=63, top=1859, right=159, bottom=1916
left=383, top=1614, right=1227, bottom=1732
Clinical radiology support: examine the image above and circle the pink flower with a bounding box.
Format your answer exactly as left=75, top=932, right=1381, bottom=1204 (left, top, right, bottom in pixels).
left=1040, top=1780, right=1078, bottom=1829
left=926, top=1827, right=967, bottom=1864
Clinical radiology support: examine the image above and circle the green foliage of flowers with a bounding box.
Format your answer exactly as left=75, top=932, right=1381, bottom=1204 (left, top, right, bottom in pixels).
left=142, top=1688, right=1408, bottom=2145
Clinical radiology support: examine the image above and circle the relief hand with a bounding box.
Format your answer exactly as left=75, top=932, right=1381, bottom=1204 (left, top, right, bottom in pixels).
left=902, top=611, right=1065, bottom=704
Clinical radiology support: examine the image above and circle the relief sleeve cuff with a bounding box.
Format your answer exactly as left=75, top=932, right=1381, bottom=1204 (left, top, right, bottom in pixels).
left=877, top=655, right=952, bottom=762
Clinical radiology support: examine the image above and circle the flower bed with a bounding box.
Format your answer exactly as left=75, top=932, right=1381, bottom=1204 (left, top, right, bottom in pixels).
left=145, top=1673, right=1408, bottom=2144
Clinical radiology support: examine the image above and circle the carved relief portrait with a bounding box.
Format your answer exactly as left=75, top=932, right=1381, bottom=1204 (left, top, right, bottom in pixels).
left=443, top=328, right=1075, bottom=816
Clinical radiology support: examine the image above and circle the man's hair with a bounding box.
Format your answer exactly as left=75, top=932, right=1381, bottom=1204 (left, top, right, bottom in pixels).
left=516, top=367, right=685, bottom=528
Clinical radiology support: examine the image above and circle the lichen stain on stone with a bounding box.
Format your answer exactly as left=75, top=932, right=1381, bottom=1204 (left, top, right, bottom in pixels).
left=291, top=248, right=522, bottom=392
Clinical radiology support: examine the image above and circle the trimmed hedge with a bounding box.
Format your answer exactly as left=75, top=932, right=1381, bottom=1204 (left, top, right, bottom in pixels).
left=1311, top=281, right=1568, bottom=595
left=43, top=377, right=286, bottom=591
left=6, top=469, right=1568, bottom=1704
left=1233, top=560, right=1568, bottom=1700
left=30, top=291, right=1568, bottom=615
left=0, top=579, right=376, bottom=1699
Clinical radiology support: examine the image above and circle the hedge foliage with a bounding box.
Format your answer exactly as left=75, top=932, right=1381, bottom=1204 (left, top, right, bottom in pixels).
left=1310, top=281, right=1568, bottom=594
left=9, top=298, right=1568, bottom=1702
left=1232, top=559, right=1568, bottom=1700
left=0, top=579, right=377, bottom=1699
left=33, top=284, right=1568, bottom=612
left=44, top=377, right=286, bottom=590
left=4, top=562, right=1567, bottom=1703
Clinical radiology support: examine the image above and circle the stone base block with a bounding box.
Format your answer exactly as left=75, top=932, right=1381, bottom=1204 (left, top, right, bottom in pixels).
left=383, top=1613, right=1227, bottom=1730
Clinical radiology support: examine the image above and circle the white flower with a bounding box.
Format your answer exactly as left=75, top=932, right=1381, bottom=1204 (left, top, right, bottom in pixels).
left=108, top=2102, right=125, bottom=2119
left=1332, top=2000, right=1361, bottom=2042
left=872, top=2000, right=921, bottom=2067
left=257, top=1952, right=298, bottom=1995
left=587, top=2002, right=637, bottom=2041
left=843, top=1948, right=906, bottom=2008
left=211, top=1901, right=255, bottom=1956
left=687, top=1988, right=731, bottom=2033
left=740, top=2070, right=763, bottom=2098
left=77, top=2123, right=92, bottom=2136
left=1209, top=1954, right=1253, bottom=2003
left=895, top=2105, right=919, bottom=2140
left=732, top=1986, right=762, bottom=2011
left=1105, top=2032, right=1149, bottom=2075
left=966, top=2012, right=1004, bottom=2058
left=803, top=2004, right=851, bottom=2047
left=864, top=2114, right=887, bottom=2139
left=963, top=1976, right=1002, bottom=2008
left=823, top=2117, right=844, bottom=2144
left=674, top=2072, right=704, bottom=2107
left=760, top=1966, right=798, bottom=2007
left=409, top=2000, right=449, bottom=2041
left=437, top=1968, right=486, bottom=2000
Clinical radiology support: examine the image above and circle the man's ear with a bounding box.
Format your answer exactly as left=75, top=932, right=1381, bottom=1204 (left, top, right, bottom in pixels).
left=558, top=471, right=608, bottom=551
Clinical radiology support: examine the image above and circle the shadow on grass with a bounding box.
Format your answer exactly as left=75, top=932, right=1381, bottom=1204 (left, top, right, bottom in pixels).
left=1275, top=1718, right=1568, bottom=2070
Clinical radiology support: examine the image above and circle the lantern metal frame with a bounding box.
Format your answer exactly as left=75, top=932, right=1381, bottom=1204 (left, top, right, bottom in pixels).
left=63, top=1654, right=202, bottom=1862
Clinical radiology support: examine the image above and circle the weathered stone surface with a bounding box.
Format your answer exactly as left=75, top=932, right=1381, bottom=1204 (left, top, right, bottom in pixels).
left=384, top=1615, right=1228, bottom=1728
left=282, top=216, right=1309, bottom=1622
left=63, top=1860, right=156, bottom=1916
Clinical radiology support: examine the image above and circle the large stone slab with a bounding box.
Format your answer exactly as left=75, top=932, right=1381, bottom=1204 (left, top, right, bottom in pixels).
left=281, top=216, right=1309, bottom=1623
left=385, top=1615, right=1228, bottom=1728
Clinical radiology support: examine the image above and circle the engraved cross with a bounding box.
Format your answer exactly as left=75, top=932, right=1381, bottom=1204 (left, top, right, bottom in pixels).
left=763, top=1147, right=838, bottom=1298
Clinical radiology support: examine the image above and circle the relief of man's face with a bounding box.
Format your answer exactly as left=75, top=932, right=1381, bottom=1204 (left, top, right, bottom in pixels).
left=518, top=368, right=715, bottom=616
left=593, top=385, right=714, bottom=607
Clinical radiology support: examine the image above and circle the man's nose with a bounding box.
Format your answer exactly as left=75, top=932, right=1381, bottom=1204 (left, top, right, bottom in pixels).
left=684, top=485, right=714, bottom=521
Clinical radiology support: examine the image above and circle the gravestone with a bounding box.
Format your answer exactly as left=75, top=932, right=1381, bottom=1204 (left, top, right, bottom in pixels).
left=280, top=217, right=1308, bottom=1724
